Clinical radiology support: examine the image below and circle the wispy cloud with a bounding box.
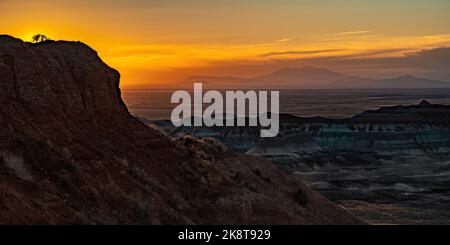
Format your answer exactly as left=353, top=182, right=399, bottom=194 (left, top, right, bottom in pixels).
left=259, top=49, right=343, bottom=58
left=274, top=38, right=292, bottom=43
left=336, top=30, right=373, bottom=36
left=321, top=34, right=381, bottom=42
left=229, top=38, right=294, bottom=49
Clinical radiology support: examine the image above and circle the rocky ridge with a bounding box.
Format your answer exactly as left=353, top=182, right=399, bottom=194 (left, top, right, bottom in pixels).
left=0, top=35, right=362, bottom=224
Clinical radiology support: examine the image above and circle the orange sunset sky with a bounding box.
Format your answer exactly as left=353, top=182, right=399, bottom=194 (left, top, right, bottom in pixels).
left=1, top=0, right=450, bottom=88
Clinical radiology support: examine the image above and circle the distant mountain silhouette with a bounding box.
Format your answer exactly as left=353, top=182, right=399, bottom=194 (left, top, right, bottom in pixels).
left=182, top=67, right=450, bottom=89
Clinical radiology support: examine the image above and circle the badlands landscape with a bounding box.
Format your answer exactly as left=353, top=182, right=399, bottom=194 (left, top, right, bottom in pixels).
left=152, top=101, right=450, bottom=224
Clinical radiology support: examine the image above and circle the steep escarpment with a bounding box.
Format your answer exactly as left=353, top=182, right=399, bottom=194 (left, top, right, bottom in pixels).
left=0, top=35, right=362, bottom=224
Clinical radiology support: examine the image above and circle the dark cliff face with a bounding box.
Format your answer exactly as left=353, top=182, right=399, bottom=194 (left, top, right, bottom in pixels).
left=0, top=35, right=126, bottom=117
left=0, top=35, right=362, bottom=224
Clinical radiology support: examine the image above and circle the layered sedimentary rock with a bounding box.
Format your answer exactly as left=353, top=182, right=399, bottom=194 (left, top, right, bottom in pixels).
left=0, top=35, right=362, bottom=224
left=158, top=102, right=450, bottom=224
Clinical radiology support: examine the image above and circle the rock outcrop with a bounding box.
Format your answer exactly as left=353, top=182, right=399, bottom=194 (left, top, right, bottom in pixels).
left=0, top=35, right=362, bottom=224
